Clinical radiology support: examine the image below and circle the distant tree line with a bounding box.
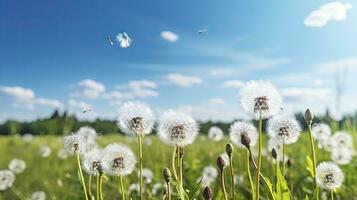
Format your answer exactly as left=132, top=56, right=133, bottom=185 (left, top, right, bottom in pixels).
left=0, top=109, right=356, bottom=135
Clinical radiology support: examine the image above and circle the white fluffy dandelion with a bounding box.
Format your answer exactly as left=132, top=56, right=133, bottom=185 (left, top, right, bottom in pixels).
left=77, top=126, right=97, bottom=150
left=202, top=165, right=218, bottom=180
left=267, top=114, right=301, bottom=144
left=312, top=123, right=331, bottom=140
left=63, top=134, right=87, bottom=155
left=316, top=162, right=344, bottom=190
left=82, top=149, right=103, bottom=176
left=118, top=101, right=154, bottom=136
left=22, top=133, right=34, bottom=143
left=39, top=145, right=52, bottom=158
left=208, top=126, right=224, bottom=141
left=332, top=131, right=353, bottom=149
left=331, top=147, right=353, bottom=165
left=8, top=159, right=26, bottom=174
left=139, top=168, right=153, bottom=184
left=0, top=170, right=15, bottom=191
left=229, top=121, right=258, bottom=148
left=157, top=110, right=199, bottom=147
left=129, top=182, right=140, bottom=193
left=219, top=153, right=230, bottom=168
left=240, top=80, right=282, bottom=119
left=116, top=32, right=132, bottom=48
left=31, top=191, right=46, bottom=200
left=102, top=144, right=136, bottom=176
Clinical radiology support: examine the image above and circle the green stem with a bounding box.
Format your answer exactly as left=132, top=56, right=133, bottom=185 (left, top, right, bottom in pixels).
left=282, top=140, right=286, bottom=176
left=10, top=186, right=26, bottom=200
left=138, top=135, right=144, bottom=200
left=307, top=122, right=318, bottom=200
left=229, top=156, right=235, bottom=200
left=255, top=111, right=263, bottom=200
left=220, top=169, right=228, bottom=200
left=76, top=154, right=89, bottom=200
left=166, top=182, right=171, bottom=200
left=100, top=174, right=104, bottom=200
left=88, top=175, right=92, bottom=198
left=120, top=175, right=125, bottom=200
left=97, top=175, right=100, bottom=200
left=171, top=146, right=179, bottom=183
left=246, top=149, right=255, bottom=200
left=330, top=190, right=334, bottom=200
left=179, top=151, right=183, bottom=187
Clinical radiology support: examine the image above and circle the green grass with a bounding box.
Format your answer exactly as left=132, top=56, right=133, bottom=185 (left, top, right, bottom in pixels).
left=0, top=132, right=356, bottom=200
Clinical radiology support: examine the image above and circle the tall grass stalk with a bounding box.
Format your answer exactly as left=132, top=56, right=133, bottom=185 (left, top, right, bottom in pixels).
left=306, top=110, right=318, bottom=200
left=10, top=186, right=26, bottom=200
left=255, top=111, right=263, bottom=200
left=76, top=154, right=89, bottom=200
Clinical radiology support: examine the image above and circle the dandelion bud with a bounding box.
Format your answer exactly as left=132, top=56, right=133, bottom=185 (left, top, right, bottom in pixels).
left=178, top=147, right=184, bottom=158
left=305, top=109, right=314, bottom=124
left=217, top=156, right=226, bottom=170
left=163, top=168, right=171, bottom=183
left=240, top=133, right=251, bottom=149
left=202, top=186, right=213, bottom=200
left=287, top=159, right=292, bottom=168
left=225, top=143, right=233, bottom=157
left=271, top=148, right=277, bottom=160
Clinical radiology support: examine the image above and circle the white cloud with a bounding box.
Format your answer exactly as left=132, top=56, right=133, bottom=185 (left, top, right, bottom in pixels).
left=304, top=2, right=352, bottom=27
left=209, top=68, right=233, bottom=76
left=281, top=87, right=331, bottom=102
left=72, top=79, right=105, bottom=99
left=0, top=86, right=63, bottom=110
left=222, top=80, right=244, bottom=89
left=208, top=98, right=225, bottom=105
left=166, top=73, right=202, bottom=87
left=68, top=99, right=92, bottom=110
left=316, top=57, right=357, bottom=74
left=161, top=31, right=179, bottom=42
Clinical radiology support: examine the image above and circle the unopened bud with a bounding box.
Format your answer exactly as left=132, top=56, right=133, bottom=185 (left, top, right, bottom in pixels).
left=271, top=148, right=277, bottom=160
left=163, top=168, right=171, bottom=183
left=202, top=186, right=213, bottom=200
left=225, top=143, right=233, bottom=157
left=178, top=147, right=184, bottom=158
left=217, top=156, right=226, bottom=170
left=241, top=133, right=251, bottom=149
left=287, top=159, right=292, bottom=168
left=305, top=109, right=314, bottom=124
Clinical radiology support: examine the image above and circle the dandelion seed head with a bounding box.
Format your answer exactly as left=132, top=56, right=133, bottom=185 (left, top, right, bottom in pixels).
left=118, top=101, right=154, bottom=136
left=240, top=80, right=282, bottom=119
left=267, top=114, right=301, bottom=144
left=316, top=162, right=344, bottom=190
left=129, top=182, right=140, bottom=193
left=63, top=134, right=87, bottom=155
left=202, top=165, right=218, bottom=180
left=312, top=123, right=331, bottom=140
left=102, top=143, right=136, bottom=176
left=0, top=170, right=15, bottom=191
left=116, top=32, right=132, bottom=48
left=22, top=133, right=34, bottom=143
left=39, top=145, right=52, bottom=158
left=8, top=158, right=26, bottom=174
left=208, top=126, right=224, bottom=141
left=83, top=149, right=103, bottom=176
left=77, top=126, right=97, bottom=150
left=332, top=131, right=353, bottom=149
left=31, top=191, right=46, bottom=200
left=331, top=147, right=353, bottom=165
left=229, top=121, right=258, bottom=148
left=157, top=110, right=199, bottom=147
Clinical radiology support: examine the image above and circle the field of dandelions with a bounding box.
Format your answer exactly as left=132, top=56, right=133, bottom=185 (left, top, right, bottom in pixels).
left=1, top=81, right=356, bottom=200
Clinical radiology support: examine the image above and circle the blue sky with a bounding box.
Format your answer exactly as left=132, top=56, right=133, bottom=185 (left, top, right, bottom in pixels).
left=0, top=0, right=356, bottom=122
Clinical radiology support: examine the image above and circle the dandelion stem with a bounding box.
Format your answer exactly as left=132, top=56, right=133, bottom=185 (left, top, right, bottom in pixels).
left=171, top=146, right=179, bottom=183
left=120, top=175, right=125, bottom=200
left=255, top=110, right=263, bottom=200
left=76, top=154, right=89, bottom=200
left=220, top=168, right=228, bottom=200
left=99, top=174, right=104, bottom=200
left=246, top=149, right=255, bottom=200
left=166, top=181, right=171, bottom=200
left=282, top=140, right=286, bottom=176
left=179, top=154, right=183, bottom=187
left=307, top=121, right=318, bottom=199
left=137, top=135, right=144, bottom=200
left=88, top=175, right=93, bottom=198
left=10, top=186, right=26, bottom=200
left=330, top=190, right=334, bottom=200
left=229, top=155, right=235, bottom=199
left=97, top=175, right=100, bottom=200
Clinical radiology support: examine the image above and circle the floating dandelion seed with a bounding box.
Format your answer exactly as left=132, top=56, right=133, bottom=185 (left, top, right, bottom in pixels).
left=198, top=28, right=208, bottom=34
left=208, top=126, right=224, bottom=141
left=31, top=191, right=46, bottom=200
left=157, top=110, right=199, bottom=147
left=332, top=131, right=353, bottom=149
left=118, top=101, right=154, bottom=136
left=229, top=121, right=258, bottom=148
left=8, top=158, right=26, bottom=174
left=64, top=134, right=87, bottom=155
left=107, top=35, right=114, bottom=46
left=116, top=32, right=132, bottom=48
left=267, top=114, right=301, bottom=144
left=39, top=145, right=52, bottom=158
left=0, top=170, right=15, bottom=191
left=240, top=80, right=282, bottom=119
left=102, top=143, right=136, bottom=176
left=331, top=147, right=353, bottom=165
left=83, top=149, right=103, bottom=176
left=316, top=162, right=344, bottom=190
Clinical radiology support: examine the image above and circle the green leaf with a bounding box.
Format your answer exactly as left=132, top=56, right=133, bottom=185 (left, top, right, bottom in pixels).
left=275, top=162, right=291, bottom=200
left=306, top=156, right=314, bottom=178
left=189, top=178, right=202, bottom=200
left=304, top=194, right=310, bottom=200
left=174, top=182, right=189, bottom=200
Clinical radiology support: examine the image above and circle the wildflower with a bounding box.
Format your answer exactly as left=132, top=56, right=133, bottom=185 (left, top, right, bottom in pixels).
left=312, top=123, right=331, bottom=140
left=229, top=121, right=258, bottom=149
left=267, top=114, right=301, bottom=144
left=39, top=145, right=52, bottom=158
left=31, top=191, right=46, bottom=200
left=22, top=133, right=34, bottom=143
left=139, top=168, right=153, bottom=184
left=331, top=147, right=353, bottom=165
left=118, top=101, right=154, bottom=136
left=64, top=134, right=87, bottom=155
left=82, top=149, right=103, bottom=176
left=116, top=32, right=132, bottom=48
left=77, top=126, right=98, bottom=150
left=102, top=144, right=136, bottom=176
left=157, top=110, right=199, bottom=147
left=316, top=162, right=344, bottom=190
left=0, top=170, right=15, bottom=191
left=208, top=126, right=224, bottom=141
left=332, top=131, right=353, bottom=149
left=8, top=159, right=26, bottom=174
left=240, top=80, right=282, bottom=119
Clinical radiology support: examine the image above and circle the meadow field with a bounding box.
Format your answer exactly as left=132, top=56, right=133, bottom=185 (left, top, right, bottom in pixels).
left=0, top=130, right=356, bottom=200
